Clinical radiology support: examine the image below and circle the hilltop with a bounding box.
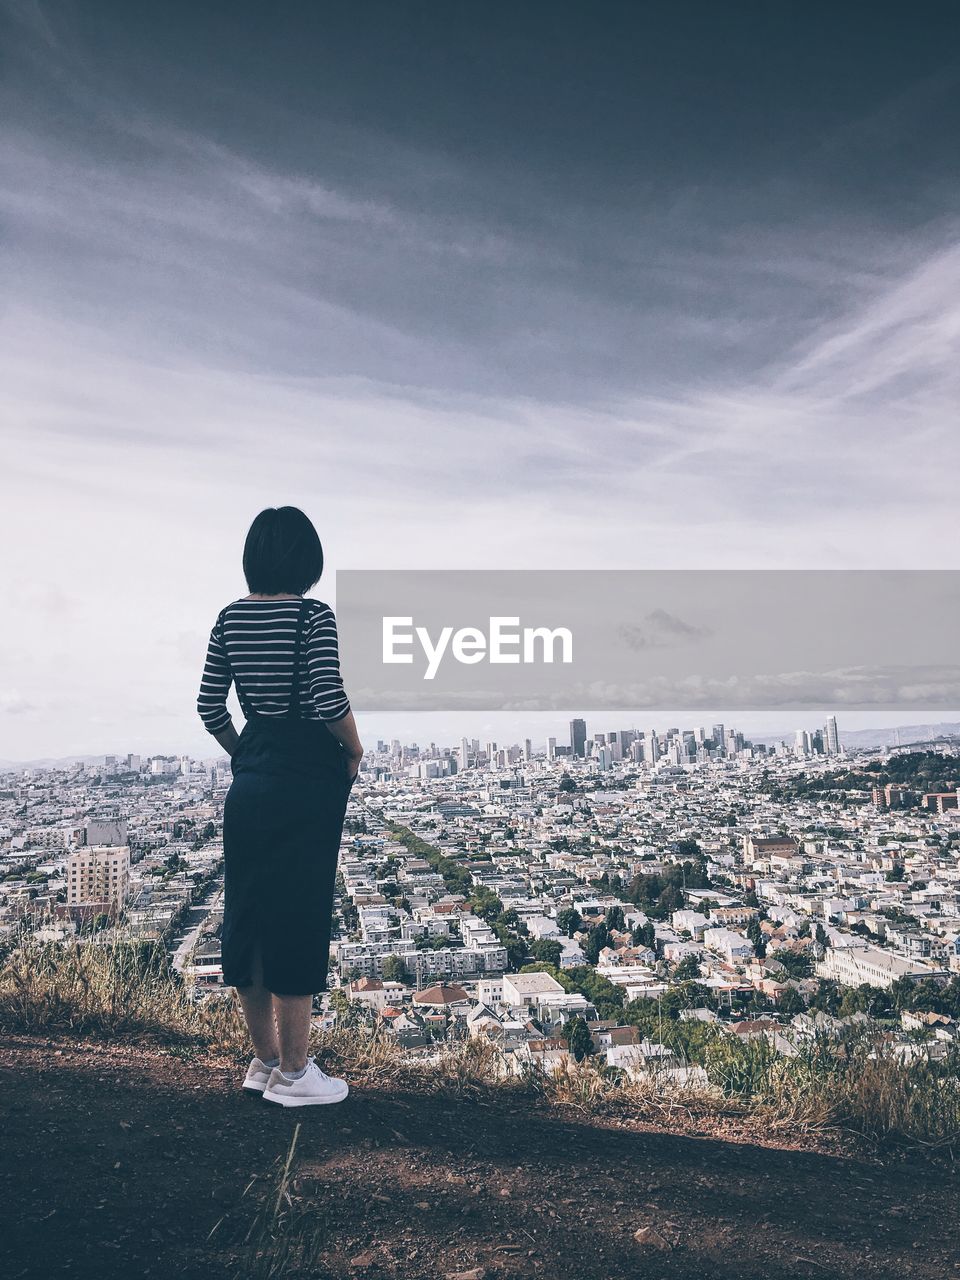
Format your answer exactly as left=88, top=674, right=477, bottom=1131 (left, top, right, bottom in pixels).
left=2, top=1029, right=958, bottom=1280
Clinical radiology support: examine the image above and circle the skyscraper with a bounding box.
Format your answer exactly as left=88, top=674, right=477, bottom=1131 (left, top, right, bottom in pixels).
left=569, top=718, right=586, bottom=758
left=825, top=715, right=839, bottom=755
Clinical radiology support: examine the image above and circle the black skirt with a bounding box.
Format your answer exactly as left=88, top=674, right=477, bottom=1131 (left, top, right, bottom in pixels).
left=221, top=714, right=351, bottom=997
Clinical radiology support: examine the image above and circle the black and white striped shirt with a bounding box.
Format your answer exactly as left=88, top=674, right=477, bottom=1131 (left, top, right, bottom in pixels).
left=197, top=598, right=351, bottom=734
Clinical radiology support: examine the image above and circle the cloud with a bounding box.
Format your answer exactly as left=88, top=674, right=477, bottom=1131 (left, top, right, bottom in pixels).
left=618, top=611, right=713, bottom=651
left=0, top=690, right=37, bottom=715
left=349, top=665, right=960, bottom=713
left=2, top=7, right=960, bottom=755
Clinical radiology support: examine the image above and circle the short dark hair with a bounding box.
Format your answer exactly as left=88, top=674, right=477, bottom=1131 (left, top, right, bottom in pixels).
left=242, top=507, right=324, bottom=595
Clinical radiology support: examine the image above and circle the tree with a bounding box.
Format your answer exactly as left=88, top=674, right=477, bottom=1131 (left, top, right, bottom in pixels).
left=522, top=962, right=625, bottom=1018
left=660, top=982, right=714, bottom=1017
left=560, top=1015, right=594, bottom=1061
left=809, top=979, right=841, bottom=1016
left=675, top=839, right=702, bottom=858
left=632, top=922, right=655, bottom=949
left=840, top=983, right=892, bottom=1020
left=769, top=949, right=812, bottom=980
left=583, top=922, right=610, bottom=965
left=658, top=884, right=685, bottom=914
left=556, top=907, right=582, bottom=938
left=778, top=987, right=806, bottom=1018
left=605, top=904, right=626, bottom=932
left=470, top=886, right=503, bottom=922
left=558, top=774, right=577, bottom=793
left=746, top=916, right=766, bottom=958
left=382, top=956, right=408, bottom=983
left=505, top=937, right=530, bottom=970
left=673, top=954, right=701, bottom=982
left=530, top=939, right=563, bottom=967
left=329, top=987, right=352, bottom=1020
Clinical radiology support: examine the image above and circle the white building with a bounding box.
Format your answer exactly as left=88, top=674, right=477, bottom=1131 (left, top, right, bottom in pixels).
left=502, top=971, right=566, bottom=1011
left=66, top=844, right=130, bottom=908
left=526, top=914, right=561, bottom=941
left=816, top=944, right=945, bottom=990
left=703, top=927, right=754, bottom=964
left=672, top=909, right=710, bottom=939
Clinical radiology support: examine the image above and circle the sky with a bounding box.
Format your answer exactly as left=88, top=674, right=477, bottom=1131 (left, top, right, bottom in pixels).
left=2, top=0, right=960, bottom=759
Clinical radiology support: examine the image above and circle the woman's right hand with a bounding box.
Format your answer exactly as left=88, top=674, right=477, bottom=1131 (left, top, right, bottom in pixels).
left=345, top=748, right=363, bottom=784
left=324, top=710, right=364, bottom=782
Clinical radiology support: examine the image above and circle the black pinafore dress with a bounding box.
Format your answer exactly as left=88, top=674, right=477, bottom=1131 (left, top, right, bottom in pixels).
left=219, top=600, right=351, bottom=997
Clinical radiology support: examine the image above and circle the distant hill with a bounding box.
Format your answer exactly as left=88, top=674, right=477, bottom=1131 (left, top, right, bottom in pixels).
left=3, top=720, right=960, bottom=771
left=0, top=755, right=105, bottom=771
left=751, top=722, right=960, bottom=750
left=839, top=722, right=960, bottom=749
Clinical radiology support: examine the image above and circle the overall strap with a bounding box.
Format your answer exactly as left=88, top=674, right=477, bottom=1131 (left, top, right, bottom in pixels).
left=287, top=599, right=308, bottom=720
left=215, top=606, right=250, bottom=717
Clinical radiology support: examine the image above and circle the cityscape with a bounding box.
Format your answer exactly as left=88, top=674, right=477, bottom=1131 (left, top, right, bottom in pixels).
left=5, top=0, right=960, bottom=1272
left=5, top=714, right=960, bottom=1083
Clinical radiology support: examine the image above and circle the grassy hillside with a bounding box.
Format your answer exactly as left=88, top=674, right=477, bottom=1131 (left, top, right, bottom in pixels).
left=3, top=935, right=960, bottom=1279
left=2, top=934, right=959, bottom=1155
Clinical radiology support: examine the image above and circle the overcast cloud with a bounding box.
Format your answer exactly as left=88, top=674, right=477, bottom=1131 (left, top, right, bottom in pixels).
left=2, top=1, right=959, bottom=756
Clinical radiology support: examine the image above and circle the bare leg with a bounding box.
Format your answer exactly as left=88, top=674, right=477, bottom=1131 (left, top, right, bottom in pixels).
left=274, top=994, right=312, bottom=1073
left=236, top=944, right=280, bottom=1063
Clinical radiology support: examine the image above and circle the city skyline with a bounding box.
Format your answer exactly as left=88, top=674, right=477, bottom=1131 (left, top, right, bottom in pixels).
left=4, top=2, right=960, bottom=756
left=8, top=710, right=960, bottom=772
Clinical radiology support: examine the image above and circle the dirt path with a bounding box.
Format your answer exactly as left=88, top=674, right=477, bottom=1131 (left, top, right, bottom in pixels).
left=1, top=1033, right=957, bottom=1279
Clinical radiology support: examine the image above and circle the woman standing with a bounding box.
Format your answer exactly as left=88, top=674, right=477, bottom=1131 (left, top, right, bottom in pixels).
left=196, top=507, right=363, bottom=1107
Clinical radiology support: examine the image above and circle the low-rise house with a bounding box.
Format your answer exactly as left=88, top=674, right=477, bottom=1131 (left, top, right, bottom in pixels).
left=347, top=976, right=390, bottom=1010
left=466, top=1002, right=504, bottom=1038
left=412, top=982, right=471, bottom=1013
left=703, top=927, right=754, bottom=964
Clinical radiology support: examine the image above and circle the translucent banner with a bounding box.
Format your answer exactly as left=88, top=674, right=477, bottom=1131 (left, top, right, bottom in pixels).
left=336, top=570, right=960, bottom=712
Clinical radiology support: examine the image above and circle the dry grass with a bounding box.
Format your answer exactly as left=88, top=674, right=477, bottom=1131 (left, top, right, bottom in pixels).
left=0, top=932, right=249, bottom=1051
left=2, top=934, right=958, bottom=1154
left=209, top=1123, right=329, bottom=1280
left=762, top=1041, right=960, bottom=1151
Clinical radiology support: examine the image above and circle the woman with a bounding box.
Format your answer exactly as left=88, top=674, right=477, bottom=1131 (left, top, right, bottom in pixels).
left=196, top=506, right=363, bottom=1107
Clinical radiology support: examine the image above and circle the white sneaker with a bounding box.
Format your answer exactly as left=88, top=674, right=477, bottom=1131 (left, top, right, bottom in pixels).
left=242, top=1056, right=277, bottom=1095
left=262, top=1057, right=349, bottom=1107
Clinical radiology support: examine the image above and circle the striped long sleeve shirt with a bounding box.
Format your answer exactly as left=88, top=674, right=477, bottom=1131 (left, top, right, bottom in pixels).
left=196, top=598, right=351, bottom=734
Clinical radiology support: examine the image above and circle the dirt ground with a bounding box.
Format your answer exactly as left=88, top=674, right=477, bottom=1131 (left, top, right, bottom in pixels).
left=1, top=1031, right=958, bottom=1280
